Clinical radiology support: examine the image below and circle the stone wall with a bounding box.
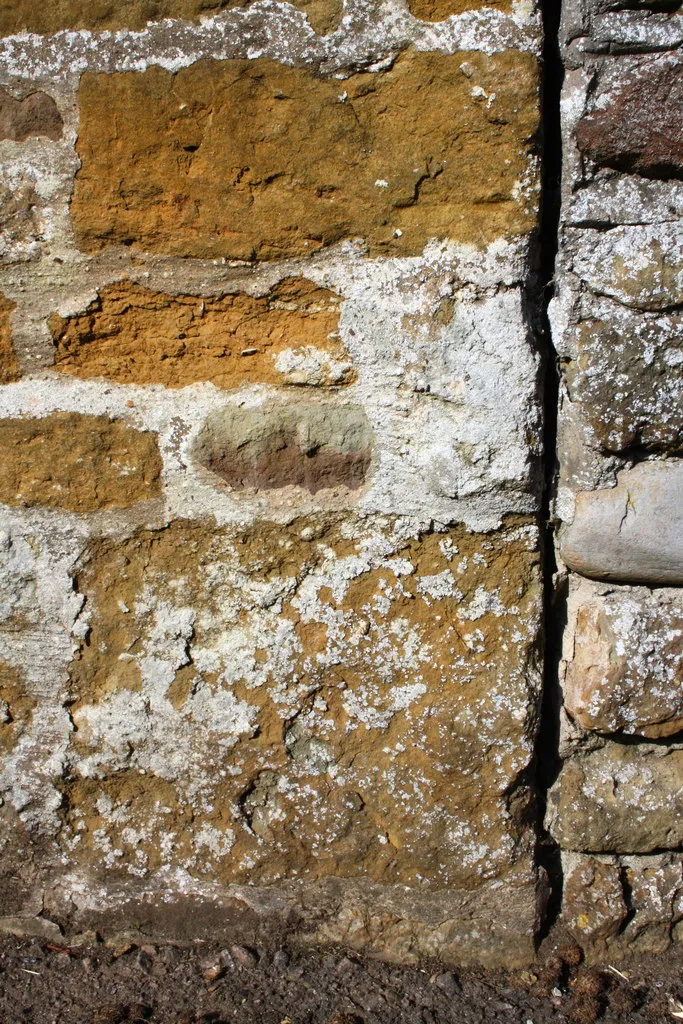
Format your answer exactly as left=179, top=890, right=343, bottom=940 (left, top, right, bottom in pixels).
left=0, top=0, right=680, bottom=968
left=548, top=0, right=683, bottom=960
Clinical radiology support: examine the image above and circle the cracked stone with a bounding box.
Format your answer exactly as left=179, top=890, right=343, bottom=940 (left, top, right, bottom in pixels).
left=559, top=461, right=683, bottom=585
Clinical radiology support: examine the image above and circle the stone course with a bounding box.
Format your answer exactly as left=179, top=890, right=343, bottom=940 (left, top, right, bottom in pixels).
left=549, top=0, right=683, bottom=959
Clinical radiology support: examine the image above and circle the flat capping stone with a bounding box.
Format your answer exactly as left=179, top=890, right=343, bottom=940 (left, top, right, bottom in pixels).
left=193, top=403, right=373, bottom=494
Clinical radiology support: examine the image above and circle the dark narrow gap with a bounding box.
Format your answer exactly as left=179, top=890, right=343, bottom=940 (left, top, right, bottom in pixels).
left=534, top=0, right=566, bottom=945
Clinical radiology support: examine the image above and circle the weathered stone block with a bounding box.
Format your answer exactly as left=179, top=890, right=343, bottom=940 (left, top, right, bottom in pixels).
left=576, top=55, right=683, bottom=180
left=193, top=404, right=373, bottom=492
left=547, top=741, right=683, bottom=853
left=407, top=0, right=512, bottom=19
left=0, top=87, right=62, bottom=143
left=0, top=294, right=19, bottom=385
left=0, top=413, right=162, bottom=512
left=560, top=461, right=683, bottom=584
left=0, top=0, right=342, bottom=37
left=562, top=852, right=683, bottom=959
left=564, top=587, right=683, bottom=738
left=565, top=310, right=683, bottom=453
left=71, top=52, right=540, bottom=260
left=50, top=278, right=351, bottom=389
left=571, top=225, right=682, bottom=312
left=560, top=853, right=627, bottom=951
left=61, top=515, right=542, bottom=891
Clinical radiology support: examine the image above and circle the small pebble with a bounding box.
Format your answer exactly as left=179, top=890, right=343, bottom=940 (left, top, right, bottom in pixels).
left=272, top=949, right=290, bottom=971
left=435, top=970, right=461, bottom=995
left=230, top=944, right=257, bottom=969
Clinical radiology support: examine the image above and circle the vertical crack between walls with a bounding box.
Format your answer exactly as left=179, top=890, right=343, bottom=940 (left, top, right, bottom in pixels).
left=534, top=0, right=566, bottom=945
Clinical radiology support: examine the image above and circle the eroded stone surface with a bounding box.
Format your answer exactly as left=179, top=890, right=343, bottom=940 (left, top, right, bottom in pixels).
left=547, top=741, right=683, bottom=853
left=560, top=461, right=683, bottom=584
left=72, top=52, right=540, bottom=260
left=564, top=311, right=683, bottom=454
left=0, top=0, right=343, bottom=37
left=571, top=225, right=683, bottom=312
left=562, top=852, right=683, bottom=959
left=0, top=294, right=19, bottom=385
left=564, top=587, right=683, bottom=739
left=407, top=0, right=512, bottom=20
left=0, top=88, right=62, bottom=143
left=193, top=404, right=373, bottom=493
left=50, top=278, right=352, bottom=389
left=576, top=56, right=683, bottom=179
left=60, top=515, right=542, bottom=889
left=0, top=413, right=162, bottom=512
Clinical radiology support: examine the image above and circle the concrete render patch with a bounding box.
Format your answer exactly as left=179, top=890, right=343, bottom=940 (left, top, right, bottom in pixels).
left=0, top=2, right=540, bottom=85
left=0, top=255, right=542, bottom=532
left=559, top=460, right=683, bottom=584
left=38, top=871, right=542, bottom=967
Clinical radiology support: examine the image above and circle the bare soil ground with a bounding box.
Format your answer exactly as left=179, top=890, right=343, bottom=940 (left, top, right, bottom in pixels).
left=0, top=932, right=680, bottom=1024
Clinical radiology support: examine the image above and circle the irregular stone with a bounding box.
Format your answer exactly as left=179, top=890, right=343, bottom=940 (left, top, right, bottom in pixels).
left=565, top=310, right=683, bottom=453
left=407, top=0, right=511, bottom=19
left=0, top=413, right=162, bottom=512
left=0, top=87, right=62, bottom=142
left=566, top=178, right=683, bottom=227
left=71, top=52, right=540, bottom=260
left=50, top=278, right=352, bottom=389
left=193, top=404, right=373, bottom=493
left=547, top=741, right=683, bottom=853
left=62, top=515, right=542, bottom=891
left=562, top=852, right=683, bottom=959
left=559, top=461, right=683, bottom=584
left=0, top=176, right=41, bottom=265
left=0, top=0, right=343, bottom=37
left=0, top=662, right=35, bottom=757
left=564, top=588, right=683, bottom=739
left=0, top=294, right=19, bottom=384
left=571, top=225, right=682, bottom=312
left=576, top=56, right=683, bottom=179
left=561, top=853, right=627, bottom=951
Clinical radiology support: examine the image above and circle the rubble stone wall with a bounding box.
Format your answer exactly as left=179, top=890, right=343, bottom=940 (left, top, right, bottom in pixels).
left=549, top=0, right=683, bottom=961
left=0, top=0, right=680, bottom=968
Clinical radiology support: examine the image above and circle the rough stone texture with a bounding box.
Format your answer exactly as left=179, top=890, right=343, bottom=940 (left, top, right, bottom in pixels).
left=72, top=52, right=540, bottom=260
left=50, top=278, right=353, bottom=389
left=570, top=224, right=682, bottom=313
left=0, top=88, right=63, bottom=143
left=576, top=56, right=683, bottom=180
left=0, top=293, right=19, bottom=385
left=0, top=0, right=343, bottom=37
left=0, top=414, right=162, bottom=512
left=559, top=461, right=683, bottom=584
left=564, top=587, right=683, bottom=739
left=194, top=403, right=373, bottom=492
left=562, top=852, right=683, bottom=959
left=564, top=311, right=683, bottom=454
left=547, top=741, right=683, bottom=853
left=0, top=0, right=545, bottom=968
left=407, top=0, right=512, bottom=20
left=60, top=515, right=541, bottom=889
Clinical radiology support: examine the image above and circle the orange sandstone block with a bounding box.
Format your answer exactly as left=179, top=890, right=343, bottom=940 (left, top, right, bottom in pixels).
left=0, top=413, right=162, bottom=512
left=71, top=51, right=540, bottom=260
